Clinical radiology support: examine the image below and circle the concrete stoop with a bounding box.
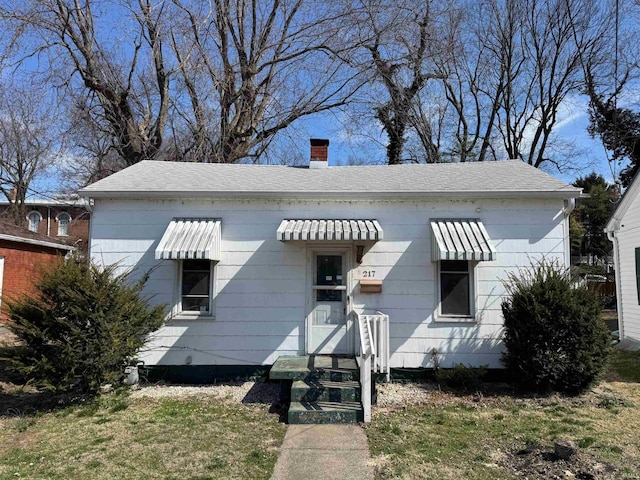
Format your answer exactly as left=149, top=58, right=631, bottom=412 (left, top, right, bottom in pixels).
left=270, top=355, right=364, bottom=424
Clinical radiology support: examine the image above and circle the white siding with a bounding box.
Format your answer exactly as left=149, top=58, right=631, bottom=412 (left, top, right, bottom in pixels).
left=90, top=197, right=568, bottom=368
left=614, top=192, right=640, bottom=341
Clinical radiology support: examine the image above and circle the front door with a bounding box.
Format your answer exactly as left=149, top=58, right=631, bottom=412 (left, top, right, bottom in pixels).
left=308, top=249, right=350, bottom=354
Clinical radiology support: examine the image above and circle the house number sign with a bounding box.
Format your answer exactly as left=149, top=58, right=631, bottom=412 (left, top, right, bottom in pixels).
left=361, top=270, right=376, bottom=278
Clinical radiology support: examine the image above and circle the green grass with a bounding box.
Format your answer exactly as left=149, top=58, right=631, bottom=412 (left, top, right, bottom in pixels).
left=366, top=349, right=640, bottom=480
left=606, top=348, right=640, bottom=382
left=0, top=393, right=286, bottom=480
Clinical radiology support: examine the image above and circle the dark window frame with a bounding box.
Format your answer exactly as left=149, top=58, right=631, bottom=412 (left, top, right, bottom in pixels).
left=179, top=259, right=215, bottom=317
left=438, top=260, right=474, bottom=318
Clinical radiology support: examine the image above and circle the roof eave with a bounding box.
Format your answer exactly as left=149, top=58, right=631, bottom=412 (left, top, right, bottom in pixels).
left=0, top=233, right=75, bottom=251
left=606, top=172, right=640, bottom=233
left=80, top=189, right=581, bottom=200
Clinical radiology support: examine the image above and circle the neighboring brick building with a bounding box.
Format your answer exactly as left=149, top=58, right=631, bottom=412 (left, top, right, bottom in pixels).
left=0, top=196, right=91, bottom=252
left=0, top=222, right=74, bottom=321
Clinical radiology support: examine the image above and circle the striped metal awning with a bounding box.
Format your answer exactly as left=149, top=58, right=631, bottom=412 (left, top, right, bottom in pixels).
left=430, top=219, right=496, bottom=261
left=155, top=218, right=221, bottom=260
left=277, top=219, right=383, bottom=241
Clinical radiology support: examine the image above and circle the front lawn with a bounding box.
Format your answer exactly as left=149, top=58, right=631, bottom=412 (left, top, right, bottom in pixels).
left=367, top=349, right=640, bottom=480
left=0, top=389, right=286, bottom=480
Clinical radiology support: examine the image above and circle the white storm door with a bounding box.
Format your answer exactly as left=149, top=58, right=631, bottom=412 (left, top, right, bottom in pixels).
left=308, top=250, right=349, bottom=354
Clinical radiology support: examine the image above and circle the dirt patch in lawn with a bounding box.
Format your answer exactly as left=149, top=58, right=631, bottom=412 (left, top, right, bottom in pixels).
left=369, top=379, right=640, bottom=480
left=500, top=443, right=617, bottom=480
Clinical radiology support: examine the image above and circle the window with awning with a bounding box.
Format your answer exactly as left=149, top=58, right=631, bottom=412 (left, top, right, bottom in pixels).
left=430, top=219, right=496, bottom=321
left=277, top=219, right=383, bottom=241
left=155, top=218, right=222, bottom=260
left=430, top=219, right=496, bottom=262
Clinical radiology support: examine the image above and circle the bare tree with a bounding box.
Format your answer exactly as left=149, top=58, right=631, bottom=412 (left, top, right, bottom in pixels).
left=574, top=0, right=640, bottom=185
left=410, top=0, right=604, bottom=170
left=2, top=1, right=364, bottom=168
left=428, top=0, right=507, bottom=163
left=168, top=0, right=362, bottom=163
left=496, top=0, right=593, bottom=169
left=1, top=0, right=177, bottom=167
left=0, top=88, right=58, bottom=225
left=60, top=97, right=129, bottom=189
left=349, top=0, right=452, bottom=165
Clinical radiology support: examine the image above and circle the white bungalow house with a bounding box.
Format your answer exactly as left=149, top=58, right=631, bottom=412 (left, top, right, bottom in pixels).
left=606, top=172, right=640, bottom=346
left=79, top=145, right=582, bottom=384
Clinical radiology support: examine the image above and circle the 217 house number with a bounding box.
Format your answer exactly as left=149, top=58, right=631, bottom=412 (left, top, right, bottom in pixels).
left=361, top=270, right=376, bottom=278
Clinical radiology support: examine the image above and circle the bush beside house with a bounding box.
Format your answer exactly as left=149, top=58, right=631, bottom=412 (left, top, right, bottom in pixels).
left=4, top=259, right=165, bottom=393
left=501, top=261, right=611, bottom=394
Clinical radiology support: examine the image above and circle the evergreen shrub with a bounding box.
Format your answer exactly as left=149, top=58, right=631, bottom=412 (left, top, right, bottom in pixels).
left=501, top=260, right=611, bottom=394
left=4, top=258, right=165, bottom=393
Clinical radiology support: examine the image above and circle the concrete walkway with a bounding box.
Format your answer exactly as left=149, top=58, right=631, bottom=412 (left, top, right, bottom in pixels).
left=270, top=424, right=375, bottom=480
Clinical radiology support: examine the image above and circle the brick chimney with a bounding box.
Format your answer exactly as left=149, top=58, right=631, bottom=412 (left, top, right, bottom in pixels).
left=309, top=138, right=329, bottom=168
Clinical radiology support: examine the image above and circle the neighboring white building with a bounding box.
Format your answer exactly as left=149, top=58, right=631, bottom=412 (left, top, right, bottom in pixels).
left=79, top=152, right=581, bottom=378
left=606, top=173, right=640, bottom=344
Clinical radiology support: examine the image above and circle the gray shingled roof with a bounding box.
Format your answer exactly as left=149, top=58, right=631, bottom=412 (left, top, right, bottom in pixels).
left=79, top=159, right=581, bottom=199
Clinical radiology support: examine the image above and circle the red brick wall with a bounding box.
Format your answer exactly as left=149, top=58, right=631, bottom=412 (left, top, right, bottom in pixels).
left=0, top=205, right=90, bottom=251
left=26, top=206, right=90, bottom=241
left=0, top=240, right=66, bottom=321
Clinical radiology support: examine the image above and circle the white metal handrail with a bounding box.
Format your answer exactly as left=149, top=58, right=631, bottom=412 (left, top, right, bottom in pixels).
left=354, top=310, right=390, bottom=423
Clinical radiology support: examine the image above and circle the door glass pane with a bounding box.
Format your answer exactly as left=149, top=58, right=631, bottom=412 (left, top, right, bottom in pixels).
left=316, top=254, right=343, bottom=302
left=316, top=255, right=342, bottom=285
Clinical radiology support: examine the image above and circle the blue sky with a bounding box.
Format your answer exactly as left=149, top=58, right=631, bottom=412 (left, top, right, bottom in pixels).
left=297, top=97, right=620, bottom=187
left=26, top=88, right=618, bottom=201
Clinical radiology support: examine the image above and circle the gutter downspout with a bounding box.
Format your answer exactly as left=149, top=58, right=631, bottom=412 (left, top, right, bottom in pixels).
left=82, top=197, right=94, bottom=260
left=563, top=198, right=576, bottom=269
left=606, top=222, right=624, bottom=341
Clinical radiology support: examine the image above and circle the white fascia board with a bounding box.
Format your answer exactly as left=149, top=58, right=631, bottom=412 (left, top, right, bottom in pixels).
left=80, top=189, right=582, bottom=201
left=606, top=173, right=640, bottom=233
left=0, top=234, right=75, bottom=251
left=0, top=199, right=89, bottom=207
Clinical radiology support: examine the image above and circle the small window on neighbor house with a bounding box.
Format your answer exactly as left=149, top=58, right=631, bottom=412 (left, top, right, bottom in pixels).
left=439, top=260, right=472, bottom=316
left=180, top=260, right=214, bottom=315
left=56, top=212, right=71, bottom=236
left=27, top=211, right=42, bottom=233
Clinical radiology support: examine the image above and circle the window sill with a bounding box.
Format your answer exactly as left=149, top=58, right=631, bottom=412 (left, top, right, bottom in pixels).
left=434, top=315, right=477, bottom=324
left=169, top=313, right=215, bottom=322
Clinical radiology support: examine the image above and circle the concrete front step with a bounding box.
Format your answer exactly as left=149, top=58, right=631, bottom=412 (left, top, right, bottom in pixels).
left=271, top=355, right=365, bottom=424
left=291, top=379, right=361, bottom=403
left=270, top=355, right=358, bottom=381
left=288, top=401, right=364, bottom=424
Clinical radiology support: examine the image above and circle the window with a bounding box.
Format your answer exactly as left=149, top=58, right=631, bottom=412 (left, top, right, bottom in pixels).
left=179, top=260, right=215, bottom=316
left=27, top=211, right=42, bottom=233
left=439, top=260, right=474, bottom=318
left=56, top=212, right=71, bottom=236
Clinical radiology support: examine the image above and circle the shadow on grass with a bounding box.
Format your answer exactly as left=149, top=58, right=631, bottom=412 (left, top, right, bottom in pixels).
left=241, top=380, right=287, bottom=422
left=0, top=346, right=94, bottom=417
